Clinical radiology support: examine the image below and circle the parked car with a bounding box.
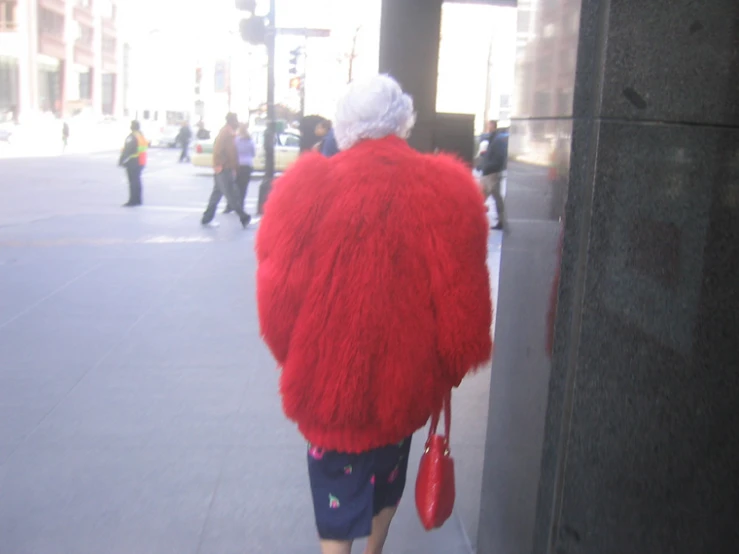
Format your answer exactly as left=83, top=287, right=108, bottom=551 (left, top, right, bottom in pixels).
left=0, top=123, right=13, bottom=143
left=192, top=128, right=301, bottom=172
left=149, top=124, right=182, bottom=148
left=0, top=111, right=14, bottom=143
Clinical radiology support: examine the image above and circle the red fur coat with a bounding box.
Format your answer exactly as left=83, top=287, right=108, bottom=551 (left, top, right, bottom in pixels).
left=256, top=135, right=493, bottom=453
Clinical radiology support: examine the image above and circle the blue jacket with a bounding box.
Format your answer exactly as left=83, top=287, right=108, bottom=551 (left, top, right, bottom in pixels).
left=482, top=130, right=509, bottom=175
left=321, top=128, right=339, bottom=157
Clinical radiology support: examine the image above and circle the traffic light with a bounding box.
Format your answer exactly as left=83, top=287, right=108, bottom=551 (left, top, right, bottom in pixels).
left=240, top=16, right=266, bottom=45
left=235, top=0, right=256, bottom=12
left=237, top=0, right=264, bottom=44
left=289, top=47, right=301, bottom=75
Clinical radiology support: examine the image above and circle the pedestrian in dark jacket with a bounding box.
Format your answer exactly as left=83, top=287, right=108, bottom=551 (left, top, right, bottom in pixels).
left=479, top=120, right=509, bottom=230
left=320, top=127, right=339, bottom=157
left=196, top=121, right=211, bottom=140
left=313, top=120, right=339, bottom=157
left=299, top=115, right=327, bottom=153
left=176, top=121, right=192, bottom=162
left=118, top=120, right=148, bottom=207
left=62, top=122, right=69, bottom=151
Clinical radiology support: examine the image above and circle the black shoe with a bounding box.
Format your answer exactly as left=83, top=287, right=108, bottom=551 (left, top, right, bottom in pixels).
left=240, top=214, right=252, bottom=228
left=492, top=222, right=504, bottom=231
left=122, top=202, right=140, bottom=207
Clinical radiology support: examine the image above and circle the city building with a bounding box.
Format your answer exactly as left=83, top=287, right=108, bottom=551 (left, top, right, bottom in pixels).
left=0, top=0, right=123, bottom=122
left=436, top=2, right=516, bottom=133
left=511, top=0, right=581, bottom=163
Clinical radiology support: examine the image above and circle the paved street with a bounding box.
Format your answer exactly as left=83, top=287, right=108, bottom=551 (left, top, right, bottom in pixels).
left=0, top=148, right=500, bottom=554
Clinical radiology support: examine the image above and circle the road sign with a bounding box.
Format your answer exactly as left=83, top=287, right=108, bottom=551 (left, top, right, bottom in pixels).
left=276, top=28, right=331, bottom=38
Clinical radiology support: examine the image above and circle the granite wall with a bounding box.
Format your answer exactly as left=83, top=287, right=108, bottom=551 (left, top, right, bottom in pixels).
left=478, top=0, right=739, bottom=553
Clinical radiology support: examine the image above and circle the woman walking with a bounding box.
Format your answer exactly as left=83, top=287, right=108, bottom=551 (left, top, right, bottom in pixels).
left=227, top=124, right=255, bottom=215
left=256, top=75, right=493, bottom=554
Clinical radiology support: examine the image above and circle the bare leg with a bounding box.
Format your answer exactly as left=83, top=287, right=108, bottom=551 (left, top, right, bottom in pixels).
left=320, top=540, right=352, bottom=554
left=363, top=507, right=398, bottom=554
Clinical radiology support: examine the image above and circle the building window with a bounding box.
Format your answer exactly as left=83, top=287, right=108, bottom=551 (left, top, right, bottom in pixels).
left=102, top=73, right=115, bottom=115
left=0, top=56, right=19, bottom=112
left=534, top=91, right=550, bottom=116
left=100, top=0, right=116, bottom=20
left=79, top=70, right=92, bottom=99
left=102, top=35, right=116, bottom=54
left=76, top=0, right=92, bottom=7
left=38, top=8, right=65, bottom=39
left=516, top=10, right=530, bottom=35
left=556, top=90, right=570, bottom=114
left=78, top=25, right=93, bottom=46
left=38, top=65, right=61, bottom=114
left=0, top=1, right=17, bottom=32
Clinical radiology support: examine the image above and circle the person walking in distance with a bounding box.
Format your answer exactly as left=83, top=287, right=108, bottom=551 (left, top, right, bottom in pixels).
left=196, top=121, right=211, bottom=140
left=225, top=123, right=255, bottom=215
left=176, top=121, right=192, bottom=163
left=62, top=122, right=70, bottom=152
left=201, top=113, right=251, bottom=228
left=118, top=120, right=148, bottom=207
left=314, top=120, right=339, bottom=157
left=479, top=120, right=509, bottom=230
left=256, top=75, right=493, bottom=554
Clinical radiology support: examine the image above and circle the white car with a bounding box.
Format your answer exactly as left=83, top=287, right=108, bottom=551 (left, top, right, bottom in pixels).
left=0, top=123, right=13, bottom=143
left=192, top=128, right=301, bottom=172
left=149, top=124, right=182, bottom=148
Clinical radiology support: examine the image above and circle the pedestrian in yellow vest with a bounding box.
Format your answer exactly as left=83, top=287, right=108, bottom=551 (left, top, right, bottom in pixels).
left=118, top=120, right=149, bottom=207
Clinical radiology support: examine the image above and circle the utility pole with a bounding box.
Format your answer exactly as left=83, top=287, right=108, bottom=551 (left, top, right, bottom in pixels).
left=300, top=36, right=307, bottom=118
left=289, top=45, right=305, bottom=119
left=483, top=35, right=494, bottom=126
left=236, top=0, right=330, bottom=212
left=347, top=26, right=361, bottom=84
left=257, top=0, right=276, bottom=214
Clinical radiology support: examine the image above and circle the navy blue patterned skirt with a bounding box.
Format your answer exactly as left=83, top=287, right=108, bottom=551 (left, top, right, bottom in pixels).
left=307, top=436, right=413, bottom=540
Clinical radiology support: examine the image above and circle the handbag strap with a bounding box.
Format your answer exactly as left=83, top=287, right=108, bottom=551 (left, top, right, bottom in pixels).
left=428, top=390, right=452, bottom=439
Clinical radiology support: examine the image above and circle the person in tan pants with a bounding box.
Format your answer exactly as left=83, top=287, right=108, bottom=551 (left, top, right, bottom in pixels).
left=478, top=120, right=509, bottom=230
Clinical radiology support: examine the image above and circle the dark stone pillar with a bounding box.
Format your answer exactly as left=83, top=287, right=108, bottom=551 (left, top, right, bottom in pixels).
left=478, top=0, right=739, bottom=553
left=379, top=0, right=443, bottom=152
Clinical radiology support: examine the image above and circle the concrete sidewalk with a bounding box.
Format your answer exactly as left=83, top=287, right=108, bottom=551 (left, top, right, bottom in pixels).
left=0, top=156, right=500, bottom=553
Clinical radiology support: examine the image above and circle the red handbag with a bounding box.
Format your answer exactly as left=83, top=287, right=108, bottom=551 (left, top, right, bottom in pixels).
left=415, top=391, right=455, bottom=531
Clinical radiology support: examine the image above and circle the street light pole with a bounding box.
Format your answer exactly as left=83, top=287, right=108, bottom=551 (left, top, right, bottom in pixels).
left=236, top=0, right=329, bottom=213
left=300, top=36, right=307, bottom=118
left=257, top=0, right=276, bottom=215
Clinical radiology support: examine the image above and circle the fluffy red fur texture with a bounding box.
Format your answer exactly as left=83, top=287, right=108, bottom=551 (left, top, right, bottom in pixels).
left=256, top=135, right=493, bottom=453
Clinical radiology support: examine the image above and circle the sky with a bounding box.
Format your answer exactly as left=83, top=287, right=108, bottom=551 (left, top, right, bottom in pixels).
left=121, top=0, right=515, bottom=129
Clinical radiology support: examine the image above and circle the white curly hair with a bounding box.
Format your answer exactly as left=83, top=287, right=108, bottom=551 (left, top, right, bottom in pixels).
left=333, top=74, right=416, bottom=151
